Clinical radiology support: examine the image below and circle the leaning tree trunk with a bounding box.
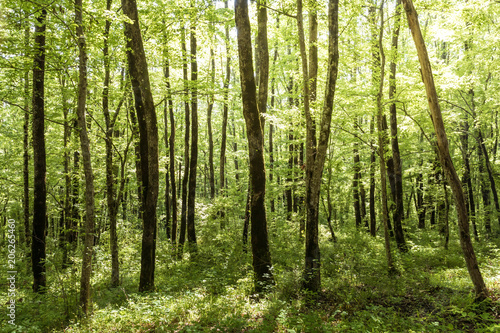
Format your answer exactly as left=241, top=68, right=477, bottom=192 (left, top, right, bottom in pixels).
left=32, top=8, right=47, bottom=294
left=402, top=0, right=488, bottom=300
left=122, top=0, right=160, bottom=292
left=235, top=0, right=274, bottom=292
left=75, top=0, right=95, bottom=314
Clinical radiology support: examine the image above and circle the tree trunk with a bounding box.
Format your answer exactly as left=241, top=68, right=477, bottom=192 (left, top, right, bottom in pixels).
left=353, top=142, right=362, bottom=228
left=235, top=0, right=274, bottom=292
left=103, top=0, right=120, bottom=287
left=256, top=0, right=269, bottom=130
left=187, top=22, right=198, bottom=248
left=207, top=46, right=215, bottom=200
left=369, top=117, right=377, bottom=236
left=32, top=8, right=47, bottom=294
left=23, top=20, right=30, bottom=251
left=373, top=2, right=395, bottom=273
left=219, top=0, right=230, bottom=201
left=123, top=0, right=160, bottom=292
left=75, top=0, right=95, bottom=314
left=298, top=0, right=339, bottom=293
left=388, top=0, right=407, bottom=252
left=402, top=0, right=488, bottom=300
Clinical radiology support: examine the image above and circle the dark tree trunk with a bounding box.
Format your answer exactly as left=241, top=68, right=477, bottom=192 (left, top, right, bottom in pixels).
left=59, top=76, right=71, bottom=267
left=207, top=46, right=215, bottom=200
left=123, top=0, right=160, bottom=292
left=235, top=0, right=274, bottom=292
left=477, top=136, right=492, bottom=235
left=165, top=50, right=176, bottom=243
left=103, top=0, right=120, bottom=287
left=23, top=21, right=30, bottom=250
left=75, top=0, right=95, bottom=314
left=298, top=0, right=339, bottom=293
left=187, top=22, right=198, bottom=248
left=460, top=111, right=478, bottom=241
left=388, top=0, right=407, bottom=252
left=179, top=26, right=190, bottom=249
left=32, top=8, right=47, bottom=294
left=402, top=0, right=488, bottom=300
left=353, top=143, right=362, bottom=228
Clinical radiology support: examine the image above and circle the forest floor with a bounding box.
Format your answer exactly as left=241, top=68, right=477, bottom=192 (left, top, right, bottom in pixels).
left=1, top=207, right=500, bottom=332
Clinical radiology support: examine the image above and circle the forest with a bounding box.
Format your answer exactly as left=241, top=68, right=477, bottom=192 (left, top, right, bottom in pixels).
left=0, top=0, right=500, bottom=331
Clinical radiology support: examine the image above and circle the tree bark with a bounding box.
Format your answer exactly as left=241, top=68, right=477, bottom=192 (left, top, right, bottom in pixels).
left=23, top=20, right=30, bottom=251
left=187, top=21, right=198, bottom=248
left=369, top=117, right=377, bottom=236
left=388, top=0, right=407, bottom=252
left=75, top=0, right=95, bottom=314
left=32, top=8, right=47, bottom=294
left=235, top=0, right=274, bottom=292
left=219, top=0, right=230, bottom=200
left=179, top=26, right=190, bottom=249
left=353, top=142, right=362, bottom=228
left=123, top=0, right=160, bottom=292
left=373, top=1, right=395, bottom=273
left=207, top=46, right=215, bottom=199
left=402, top=0, right=488, bottom=300
left=298, top=0, right=339, bottom=293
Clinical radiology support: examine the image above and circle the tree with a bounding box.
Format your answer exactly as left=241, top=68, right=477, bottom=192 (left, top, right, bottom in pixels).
left=402, top=0, right=488, bottom=300
left=122, top=0, right=160, bottom=292
left=234, top=0, right=274, bottom=292
left=75, top=0, right=96, bottom=314
left=298, top=0, right=339, bottom=292
left=31, top=7, right=47, bottom=294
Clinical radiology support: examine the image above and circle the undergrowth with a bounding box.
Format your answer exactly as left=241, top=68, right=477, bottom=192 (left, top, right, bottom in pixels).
left=1, top=203, right=499, bottom=332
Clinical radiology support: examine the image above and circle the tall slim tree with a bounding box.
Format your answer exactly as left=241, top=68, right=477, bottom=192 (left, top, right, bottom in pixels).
left=122, top=0, right=160, bottom=292
left=23, top=17, right=30, bottom=250
left=75, top=0, right=95, bottom=314
left=388, top=0, right=407, bottom=252
left=187, top=18, right=198, bottom=247
left=235, top=0, right=274, bottom=292
left=402, top=0, right=488, bottom=300
left=32, top=7, right=47, bottom=294
left=297, top=0, right=339, bottom=292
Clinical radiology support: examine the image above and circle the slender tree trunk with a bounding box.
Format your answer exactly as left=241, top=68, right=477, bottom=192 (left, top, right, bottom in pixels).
left=23, top=20, right=30, bottom=251
left=257, top=0, right=269, bottom=129
left=32, top=8, right=47, bottom=294
left=60, top=76, right=71, bottom=267
left=179, top=26, right=190, bottom=249
left=369, top=117, right=377, bottom=236
left=235, top=0, right=274, bottom=292
left=187, top=21, right=198, bottom=248
left=477, top=137, right=492, bottom=234
left=460, top=111, right=478, bottom=240
left=207, top=46, right=215, bottom=199
left=353, top=142, right=362, bottom=228
left=388, top=0, right=407, bottom=252
left=219, top=0, right=230, bottom=203
left=103, top=0, right=120, bottom=287
left=75, top=0, right=95, bottom=314
left=402, top=0, right=488, bottom=300
left=298, top=0, right=339, bottom=293
left=373, top=2, right=395, bottom=273
left=123, top=0, right=160, bottom=292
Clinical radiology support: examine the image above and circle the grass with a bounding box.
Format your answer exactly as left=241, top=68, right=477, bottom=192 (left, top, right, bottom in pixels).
left=1, top=205, right=499, bottom=332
